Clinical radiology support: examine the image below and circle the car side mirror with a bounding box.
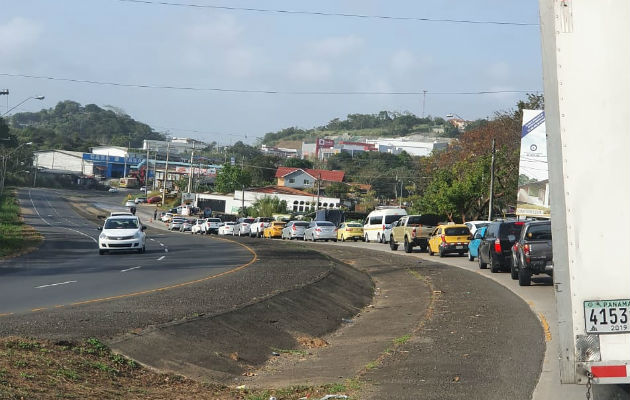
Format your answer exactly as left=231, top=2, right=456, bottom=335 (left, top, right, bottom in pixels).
left=141, top=226, right=147, bottom=231
left=97, top=226, right=102, bottom=231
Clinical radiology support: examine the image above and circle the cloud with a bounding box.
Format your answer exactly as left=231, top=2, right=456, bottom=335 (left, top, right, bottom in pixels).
left=289, top=60, right=331, bottom=82
left=224, top=48, right=257, bottom=78
left=390, top=49, right=433, bottom=74
left=0, top=17, right=43, bottom=61
left=185, top=14, right=243, bottom=46
left=309, top=35, right=363, bottom=58
left=487, top=61, right=511, bottom=81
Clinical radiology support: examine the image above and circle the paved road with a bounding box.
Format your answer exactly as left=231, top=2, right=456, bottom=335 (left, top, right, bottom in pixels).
left=0, top=188, right=252, bottom=315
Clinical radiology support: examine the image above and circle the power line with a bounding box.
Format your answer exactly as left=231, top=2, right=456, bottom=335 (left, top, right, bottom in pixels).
left=117, top=0, right=538, bottom=27
left=0, top=73, right=540, bottom=96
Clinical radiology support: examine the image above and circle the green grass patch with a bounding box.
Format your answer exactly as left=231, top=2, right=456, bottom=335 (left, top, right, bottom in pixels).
left=0, top=191, right=42, bottom=257
left=393, top=334, right=411, bottom=345
left=270, top=347, right=308, bottom=356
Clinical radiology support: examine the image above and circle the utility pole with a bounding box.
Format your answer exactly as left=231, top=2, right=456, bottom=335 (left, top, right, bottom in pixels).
left=421, top=90, right=427, bottom=118
left=187, top=142, right=195, bottom=194
left=316, top=174, right=321, bottom=211
left=241, top=184, right=246, bottom=216
left=161, top=141, right=170, bottom=206
left=488, top=138, right=496, bottom=221
left=400, top=179, right=404, bottom=207
left=33, top=153, right=38, bottom=187
left=145, top=146, right=150, bottom=195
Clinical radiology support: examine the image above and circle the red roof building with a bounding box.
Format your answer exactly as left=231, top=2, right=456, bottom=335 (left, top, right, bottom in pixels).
left=275, top=167, right=345, bottom=189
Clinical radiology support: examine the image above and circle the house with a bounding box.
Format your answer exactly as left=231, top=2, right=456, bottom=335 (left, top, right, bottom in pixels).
left=195, top=185, right=341, bottom=215
left=275, top=167, right=344, bottom=190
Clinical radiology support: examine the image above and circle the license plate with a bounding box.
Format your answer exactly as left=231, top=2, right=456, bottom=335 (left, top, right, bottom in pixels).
left=584, top=300, right=630, bottom=334
left=455, top=245, right=463, bottom=249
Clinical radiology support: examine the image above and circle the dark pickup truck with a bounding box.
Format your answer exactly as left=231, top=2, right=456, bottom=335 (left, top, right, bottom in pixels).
left=511, top=220, right=553, bottom=286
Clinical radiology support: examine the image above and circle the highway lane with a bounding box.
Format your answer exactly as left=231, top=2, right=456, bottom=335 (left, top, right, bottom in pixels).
left=0, top=188, right=253, bottom=315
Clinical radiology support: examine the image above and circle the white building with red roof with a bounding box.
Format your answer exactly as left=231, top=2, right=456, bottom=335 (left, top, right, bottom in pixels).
left=275, top=167, right=344, bottom=190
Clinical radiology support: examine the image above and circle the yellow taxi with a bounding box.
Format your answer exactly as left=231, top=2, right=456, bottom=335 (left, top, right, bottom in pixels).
left=263, top=221, right=286, bottom=238
left=337, top=222, right=364, bottom=242
left=428, top=224, right=471, bottom=257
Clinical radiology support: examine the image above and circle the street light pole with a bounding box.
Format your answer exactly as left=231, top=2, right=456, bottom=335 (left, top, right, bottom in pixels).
left=1, top=96, right=45, bottom=117
left=161, top=141, right=170, bottom=206
left=488, top=138, right=496, bottom=221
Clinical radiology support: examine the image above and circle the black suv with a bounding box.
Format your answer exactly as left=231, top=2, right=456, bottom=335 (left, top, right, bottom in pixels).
left=511, top=220, right=553, bottom=286
left=478, top=220, right=525, bottom=273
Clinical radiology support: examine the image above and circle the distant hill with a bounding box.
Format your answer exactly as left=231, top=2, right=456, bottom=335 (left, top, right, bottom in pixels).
left=8, top=100, right=165, bottom=152
left=260, top=111, right=458, bottom=146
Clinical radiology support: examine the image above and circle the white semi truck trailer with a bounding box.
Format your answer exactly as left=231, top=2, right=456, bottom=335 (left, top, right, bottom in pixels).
left=539, top=0, right=630, bottom=398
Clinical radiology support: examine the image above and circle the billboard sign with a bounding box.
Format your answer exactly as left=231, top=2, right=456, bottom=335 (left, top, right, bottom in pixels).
left=516, top=110, right=550, bottom=218
left=315, top=138, right=335, bottom=158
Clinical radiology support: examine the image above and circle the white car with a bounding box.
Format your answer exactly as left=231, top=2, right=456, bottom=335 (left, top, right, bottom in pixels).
left=110, top=211, right=133, bottom=217
left=304, top=221, right=338, bottom=242
left=161, top=212, right=173, bottom=222
left=233, top=218, right=255, bottom=236
left=125, top=200, right=136, bottom=207
left=98, top=216, right=146, bottom=255
left=191, top=218, right=206, bottom=234
left=249, top=217, right=273, bottom=238
left=218, top=222, right=236, bottom=235
left=108, top=187, right=118, bottom=193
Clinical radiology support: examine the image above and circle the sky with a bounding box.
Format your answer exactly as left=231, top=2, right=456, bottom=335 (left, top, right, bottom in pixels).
left=1, top=0, right=543, bottom=145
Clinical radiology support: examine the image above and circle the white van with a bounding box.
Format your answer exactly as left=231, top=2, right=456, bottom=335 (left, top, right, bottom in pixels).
left=363, top=207, right=407, bottom=243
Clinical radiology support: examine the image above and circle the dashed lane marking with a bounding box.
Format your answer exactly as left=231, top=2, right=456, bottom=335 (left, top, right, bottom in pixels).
left=121, top=266, right=142, bottom=272
left=35, top=280, right=77, bottom=289
left=157, top=256, right=165, bottom=261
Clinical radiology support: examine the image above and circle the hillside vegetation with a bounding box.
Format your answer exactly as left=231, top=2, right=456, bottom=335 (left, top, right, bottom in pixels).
left=260, top=111, right=459, bottom=146
left=8, top=101, right=165, bottom=152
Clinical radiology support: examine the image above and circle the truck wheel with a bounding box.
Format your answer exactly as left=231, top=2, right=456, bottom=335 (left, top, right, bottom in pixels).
left=404, top=237, right=413, bottom=253
left=389, top=239, right=398, bottom=251
left=420, top=245, right=428, bottom=253
left=490, top=257, right=501, bottom=273
left=510, top=263, right=519, bottom=280
left=518, top=268, right=532, bottom=286
left=479, top=255, right=487, bottom=269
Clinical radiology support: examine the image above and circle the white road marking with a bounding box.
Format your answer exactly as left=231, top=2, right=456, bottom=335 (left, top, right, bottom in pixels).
left=159, top=243, right=164, bottom=247
left=164, top=248, right=168, bottom=253
left=121, top=266, right=142, bottom=272
left=150, top=238, right=155, bottom=241
left=29, top=190, right=51, bottom=226
left=36, top=280, right=77, bottom=289
left=157, top=255, right=165, bottom=261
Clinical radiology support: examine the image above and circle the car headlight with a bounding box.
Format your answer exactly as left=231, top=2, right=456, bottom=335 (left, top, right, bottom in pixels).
left=99, top=233, right=107, bottom=240
left=134, top=232, right=141, bottom=239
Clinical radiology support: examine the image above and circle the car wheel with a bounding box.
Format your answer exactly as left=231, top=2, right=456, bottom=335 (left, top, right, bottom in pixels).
left=479, top=254, right=488, bottom=269
left=518, top=267, right=532, bottom=286
left=428, top=246, right=434, bottom=256
left=389, top=238, right=398, bottom=251
left=333, top=239, right=337, bottom=242
left=99, top=249, right=105, bottom=255
left=490, top=256, right=501, bottom=273
left=439, top=247, right=445, bottom=258
left=468, top=252, right=474, bottom=261
left=377, top=233, right=381, bottom=243
left=364, top=234, right=369, bottom=243
left=511, top=263, right=519, bottom=280
left=341, top=235, right=345, bottom=242
left=420, top=245, right=428, bottom=253
left=404, top=237, right=412, bottom=253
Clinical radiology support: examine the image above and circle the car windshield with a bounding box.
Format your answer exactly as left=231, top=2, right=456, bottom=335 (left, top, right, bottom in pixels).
left=259, top=218, right=273, bottom=222
left=293, top=222, right=309, bottom=227
left=499, top=223, right=525, bottom=238
left=272, top=222, right=285, bottom=226
left=208, top=218, right=221, bottom=222
left=316, top=222, right=335, bottom=226
left=526, top=224, right=552, bottom=240
left=407, top=215, right=439, bottom=226
left=225, top=222, right=235, bottom=226
left=347, top=223, right=362, bottom=227
left=445, top=227, right=470, bottom=236
left=243, top=218, right=255, bottom=223
left=384, top=215, right=403, bottom=224
left=105, top=219, right=138, bottom=229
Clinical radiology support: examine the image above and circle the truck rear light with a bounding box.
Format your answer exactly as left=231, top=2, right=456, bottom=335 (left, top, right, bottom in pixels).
left=494, top=238, right=502, bottom=253
left=514, top=221, right=524, bottom=226
left=591, top=365, right=628, bottom=378
left=412, top=227, right=417, bottom=238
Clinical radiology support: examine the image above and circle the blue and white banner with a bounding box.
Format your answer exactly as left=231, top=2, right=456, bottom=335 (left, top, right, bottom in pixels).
left=516, top=109, right=550, bottom=218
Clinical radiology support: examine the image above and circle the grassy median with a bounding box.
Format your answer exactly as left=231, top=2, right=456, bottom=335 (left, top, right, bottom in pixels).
left=0, top=337, right=357, bottom=399
left=0, top=190, right=42, bottom=258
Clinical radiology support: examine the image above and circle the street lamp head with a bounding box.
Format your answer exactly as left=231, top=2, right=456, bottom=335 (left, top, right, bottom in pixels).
left=445, top=114, right=454, bottom=118
left=26, top=142, right=33, bottom=145
left=34, top=96, right=45, bottom=100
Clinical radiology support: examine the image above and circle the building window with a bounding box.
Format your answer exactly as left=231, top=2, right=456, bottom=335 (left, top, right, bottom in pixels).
left=289, top=178, right=295, bottom=184
left=303, top=179, right=311, bottom=185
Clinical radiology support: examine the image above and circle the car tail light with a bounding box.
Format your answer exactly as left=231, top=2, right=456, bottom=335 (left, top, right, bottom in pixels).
left=382, top=225, right=385, bottom=231
left=494, top=238, right=502, bottom=253
left=412, top=227, right=417, bottom=238
left=441, top=234, right=446, bottom=243
left=523, top=243, right=531, bottom=263
left=514, top=221, right=524, bottom=226
left=316, top=228, right=322, bottom=232
left=292, top=225, right=296, bottom=231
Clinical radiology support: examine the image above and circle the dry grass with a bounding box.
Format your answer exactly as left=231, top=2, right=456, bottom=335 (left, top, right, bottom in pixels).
left=0, top=337, right=354, bottom=400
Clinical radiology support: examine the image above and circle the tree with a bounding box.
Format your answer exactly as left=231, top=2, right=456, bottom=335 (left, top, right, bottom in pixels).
left=284, top=158, right=313, bottom=169
left=214, top=164, right=252, bottom=193
left=247, top=196, right=287, bottom=217
left=324, top=182, right=349, bottom=199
